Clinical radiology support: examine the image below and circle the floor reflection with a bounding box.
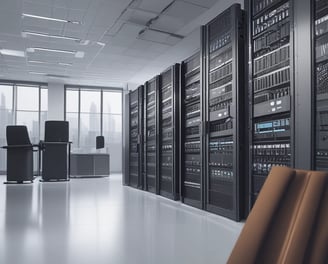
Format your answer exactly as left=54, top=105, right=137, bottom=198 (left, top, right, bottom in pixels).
left=3, top=184, right=36, bottom=264
left=38, top=182, right=70, bottom=264
left=0, top=175, right=242, bottom=264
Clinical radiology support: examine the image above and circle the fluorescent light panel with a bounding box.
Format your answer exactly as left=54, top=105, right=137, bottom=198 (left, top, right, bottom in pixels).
left=0, top=49, right=25, bottom=57
left=28, top=60, right=73, bottom=66
left=22, top=31, right=81, bottom=42
left=27, top=47, right=84, bottom=58
left=28, top=47, right=76, bottom=54
left=29, top=71, right=46, bottom=75
left=22, top=13, right=82, bottom=25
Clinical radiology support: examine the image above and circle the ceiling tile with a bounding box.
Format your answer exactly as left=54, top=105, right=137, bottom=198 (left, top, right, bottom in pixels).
left=182, top=0, right=219, bottom=8
left=163, top=1, right=207, bottom=23
left=138, top=0, right=173, bottom=13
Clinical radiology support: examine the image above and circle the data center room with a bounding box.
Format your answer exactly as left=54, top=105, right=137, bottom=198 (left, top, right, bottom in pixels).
left=0, top=0, right=327, bottom=264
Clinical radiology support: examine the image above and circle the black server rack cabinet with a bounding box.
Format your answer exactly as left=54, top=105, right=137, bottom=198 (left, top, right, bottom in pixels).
left=144, top=76, right=160, bottom=194
left=123, top=92, right=130, bottom=186
left=158, top=64, right=180, bottom=200
left=247, top=0, right=294, bottom=206
left=180, top=52, right=204, bottom=209
left=314, top=0, right=328, bottom=171
left=127, top=86, right=144, bottom=189
left=203, top=4, right=247, bottom=221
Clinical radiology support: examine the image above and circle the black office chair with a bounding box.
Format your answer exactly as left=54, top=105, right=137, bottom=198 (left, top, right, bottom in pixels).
left=2, top=126, right=39, bottom=183
left=96, top=136, right=105, bottom=149
left=41, top=121, right=71, bottom=182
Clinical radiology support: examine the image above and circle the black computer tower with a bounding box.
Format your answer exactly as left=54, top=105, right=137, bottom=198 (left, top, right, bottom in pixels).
left=158, top=64, right=180, bottom=200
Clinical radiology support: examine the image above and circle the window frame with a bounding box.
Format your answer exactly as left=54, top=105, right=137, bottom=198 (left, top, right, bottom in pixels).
left=64, top=85, right=123, bottom=149
left=0, top=81, right=48, bottom=173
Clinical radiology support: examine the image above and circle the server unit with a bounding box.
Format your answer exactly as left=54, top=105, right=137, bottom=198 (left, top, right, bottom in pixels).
left=203, top=4, right=246, bottom=220
left=314, top=0, right=328, bottom=170
left=180, top=52, right=204, bottom=209
left=158, top=65, right=180, bottom=200
left=144, top=77, right=160, bottom=194
left=127, top=86, right=144, bottom=189
left=248, top=0, right=294, bottom=205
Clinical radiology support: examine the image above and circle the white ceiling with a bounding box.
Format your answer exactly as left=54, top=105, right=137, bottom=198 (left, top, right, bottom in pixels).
left=0, top=0, right=242, bottom=88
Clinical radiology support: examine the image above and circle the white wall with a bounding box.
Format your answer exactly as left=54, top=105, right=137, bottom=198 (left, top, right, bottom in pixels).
left=48, top=82, right=65, bottom=120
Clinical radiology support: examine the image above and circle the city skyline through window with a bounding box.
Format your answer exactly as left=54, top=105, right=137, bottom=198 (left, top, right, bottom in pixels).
left=0, top=84, right=47, bottom=173
left=65, top=87, right=122, bottom=172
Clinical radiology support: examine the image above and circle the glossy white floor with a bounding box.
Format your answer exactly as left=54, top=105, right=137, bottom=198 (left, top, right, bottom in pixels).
left=0, top=174, right=243, bottom=264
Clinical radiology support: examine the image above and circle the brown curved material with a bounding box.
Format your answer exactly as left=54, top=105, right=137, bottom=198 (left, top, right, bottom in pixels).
left=227, top=166, right=328, bottom=264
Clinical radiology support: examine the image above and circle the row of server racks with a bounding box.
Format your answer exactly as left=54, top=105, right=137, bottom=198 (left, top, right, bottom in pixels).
left=125, top=4, right=247, bottom=221
left=180, top=4, right=247, bottom=220
left=124, top=0, right=328, bottom=221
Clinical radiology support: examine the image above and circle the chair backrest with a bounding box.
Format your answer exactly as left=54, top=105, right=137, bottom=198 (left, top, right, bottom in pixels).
left=227, top=166, right=328, bottom=264
left=44, top=121, right=69, bottom=142
left=96, top=136, right=105, bottom=149
left=6, top=125, right=31, bottom=145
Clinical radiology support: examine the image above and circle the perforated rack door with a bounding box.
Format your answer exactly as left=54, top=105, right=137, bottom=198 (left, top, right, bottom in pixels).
left=204, top=4, right=247, bottom=221
left=314, top=0, right=328, bottom=171
left=180, top=52, right=204, bottom=209
left=247, top=0, right=295, bottom=207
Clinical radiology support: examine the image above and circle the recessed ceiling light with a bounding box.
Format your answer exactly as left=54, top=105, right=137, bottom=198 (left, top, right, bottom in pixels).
left=28, top=60, right=73, bottom=66
left=47, top=74, right=70, bottom=79
left=0, top=49, right=25, bottom=57
left=27, top=47, right=76, bottom=54
left=58, top=62, right=73, bottom=66
left=27, top=47, right=84, bottom=58
left=22, top=31, right=81, bottom=42
left=22, top=13, right=82, bottom=25
left=29, top=71, right=46, bottom=75
left=75, top=51, right=85, bottom=58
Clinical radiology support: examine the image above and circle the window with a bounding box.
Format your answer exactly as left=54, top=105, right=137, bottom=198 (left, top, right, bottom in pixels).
left=80, top=90, right=101, bottom=151
left=65, top=87, right=123, bottom=172
left=0, top=85, right=14, bottom=173
left=0, top=83, right=48, bottom=173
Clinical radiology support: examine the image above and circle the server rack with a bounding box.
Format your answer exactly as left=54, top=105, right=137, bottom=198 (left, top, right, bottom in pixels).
left=123, top=92, right=130, bottom=186
left=314, top=0, right=328, bottom=171
left=248, top=0, right=294, bottom=206
left=144, top=77, right=160, bottom=194
left=203, top=4, right=246, bottom=221
left=180, top=52, right=204, bottom=209
left=127, top=86, right=144, bottom=189
left=158, top=64, right=180, bottom=200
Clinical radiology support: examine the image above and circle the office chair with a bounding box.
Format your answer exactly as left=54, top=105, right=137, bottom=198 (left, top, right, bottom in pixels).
left=2, top=126, right=39, bottom=183
left=41, top=121, right=71, bottom=182
left=227, top=166, right=328, bottom=264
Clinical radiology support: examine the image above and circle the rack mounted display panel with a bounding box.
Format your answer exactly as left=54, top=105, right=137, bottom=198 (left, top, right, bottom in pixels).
left=203, top=4, right=247, bottom=221
left=158, top=64, right=180, bottom=200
